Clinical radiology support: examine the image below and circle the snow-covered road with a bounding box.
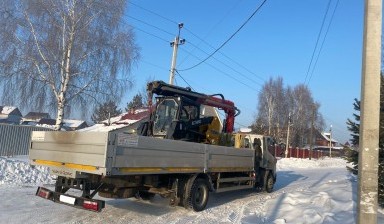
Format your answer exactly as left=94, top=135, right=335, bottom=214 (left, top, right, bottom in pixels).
left=0, top=157, right=383, bottom=224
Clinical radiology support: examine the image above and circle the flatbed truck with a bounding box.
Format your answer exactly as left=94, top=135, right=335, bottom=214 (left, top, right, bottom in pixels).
left=30, top=81, right=277, bottom=212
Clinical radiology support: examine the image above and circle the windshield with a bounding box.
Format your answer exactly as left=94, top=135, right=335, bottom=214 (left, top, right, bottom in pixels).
left=153, top=99, right=179, bottom=136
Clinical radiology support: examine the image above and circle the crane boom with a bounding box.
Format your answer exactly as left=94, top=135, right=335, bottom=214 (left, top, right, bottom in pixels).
left=147, top=81, right=240, bottom=133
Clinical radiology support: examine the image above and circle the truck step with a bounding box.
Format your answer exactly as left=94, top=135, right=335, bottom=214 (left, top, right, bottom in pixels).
left=217, top=176, right=254, bottom=183
left=215, top=185, right=254, bottom=193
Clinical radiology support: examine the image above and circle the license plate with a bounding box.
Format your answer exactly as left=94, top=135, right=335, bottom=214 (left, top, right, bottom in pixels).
left=50, top=168, right=76, bottom=178
left=59, top=195, right=76, bottom=205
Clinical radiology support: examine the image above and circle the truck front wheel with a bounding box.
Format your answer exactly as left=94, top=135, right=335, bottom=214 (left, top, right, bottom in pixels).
left=185, top=178, right=209, bottom=211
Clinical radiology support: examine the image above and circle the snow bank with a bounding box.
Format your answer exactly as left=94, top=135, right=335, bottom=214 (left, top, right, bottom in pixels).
left=0, top=156, right=54, bottom=186
left=277, top=157, right=348, bottom=170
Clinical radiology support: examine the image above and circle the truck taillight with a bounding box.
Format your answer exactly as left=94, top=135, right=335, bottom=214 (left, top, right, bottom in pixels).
left=83, top=200, right=99, bottom=211
left=36, top=187, right=51, bottom=199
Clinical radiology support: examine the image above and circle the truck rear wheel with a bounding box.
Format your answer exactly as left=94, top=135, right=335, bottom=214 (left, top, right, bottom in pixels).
left=185, top=178, right=209, bottom=211
left=263, top=172, right=274, bottom=193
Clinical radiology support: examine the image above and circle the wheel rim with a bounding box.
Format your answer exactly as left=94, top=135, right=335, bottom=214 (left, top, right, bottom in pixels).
left=194, top=186, right=206, bottom=205
left=267, top=175, right=274, bottom=190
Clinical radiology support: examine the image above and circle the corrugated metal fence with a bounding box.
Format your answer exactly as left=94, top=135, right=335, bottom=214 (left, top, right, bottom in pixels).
left=0, top=124, right=52, bottom=156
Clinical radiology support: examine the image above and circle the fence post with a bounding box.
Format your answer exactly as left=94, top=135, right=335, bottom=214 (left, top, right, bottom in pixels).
left=296, top=147, right=299, bottom=158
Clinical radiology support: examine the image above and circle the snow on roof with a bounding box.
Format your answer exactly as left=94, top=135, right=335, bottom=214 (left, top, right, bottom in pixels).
left=80, top=108, right=149, bottom=132
left=0, top=106, right=17, bottom=115
left=321, top=132, right=338, bottom=143
left=63, top=119, right=85, bottom=128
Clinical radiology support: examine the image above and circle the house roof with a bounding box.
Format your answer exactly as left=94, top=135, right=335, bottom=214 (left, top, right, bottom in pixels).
left=81, top=108, right=149, bottom=132
left=24, top=112, right=50, bottom=119
left=63, top=119, right=87, bottom=128
left=117, top=108, right=149, bottom=124
left=0, top=106, right=19, bottom=115
left=38, top=118, right=56, bottom=125
left=321, top=132, right=338, bottom=143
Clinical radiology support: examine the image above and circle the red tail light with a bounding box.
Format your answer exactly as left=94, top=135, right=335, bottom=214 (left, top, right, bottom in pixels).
left=83, top=200, right=99, bottom=211
left=37, top=188, right=51, bottom=199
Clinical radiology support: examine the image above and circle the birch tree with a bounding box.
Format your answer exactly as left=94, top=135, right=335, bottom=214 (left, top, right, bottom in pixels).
left=253, top=77, right=324, bottom=146
left=0, top=0, right=139, bottom=129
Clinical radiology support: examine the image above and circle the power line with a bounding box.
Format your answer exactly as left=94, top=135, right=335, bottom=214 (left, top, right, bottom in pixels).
left=185, top=40, right=264, bottom=87
left=306, top=0, right=340, bottom=85
left=127, top=15, right=175, bottom=36
left=179, top=0, right=268, bottom=71
left=174, top=71, right=251, bottom=128
left=179, top=0, right=243, bottom=65
left=175, top=70, right=194, bottom=90
left=303, top=0, right=332, bottom=84
left=129, top=1, right=178, bottom=25
left=130, top=25, right=169, bottom=43
left=127, top=1, right=266, bottom=85
left=177, top=49, right=261, bottom=93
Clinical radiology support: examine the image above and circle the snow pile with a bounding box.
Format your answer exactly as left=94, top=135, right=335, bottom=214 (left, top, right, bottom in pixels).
left=0, top=156, right=54, bottom=186
left=277, top=157, right=348, bottom=170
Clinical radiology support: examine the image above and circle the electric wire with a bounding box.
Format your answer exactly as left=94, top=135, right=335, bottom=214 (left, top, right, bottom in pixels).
left=129, top=1, right=179, bottom=25
left=178, top=0, right=243, bottom=65
left=186, top=40, right=264, bottom=87
left=175, top=75, right=250, bottom=129
left=179, top=0, right=268, bottom=71
left=306, top=0, right=340, bottom=85
left=127, top=15, right=175, bottom=36
left=303, top=0, right=332, bottom=84
left=131, top=25, right=170, bottom=43
left=128, top=0, right=266, bottom=86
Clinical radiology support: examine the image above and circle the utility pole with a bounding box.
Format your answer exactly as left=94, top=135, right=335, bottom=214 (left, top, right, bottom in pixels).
left=285, top=112, right=291, bottom=158
left=329, top=125, right=332, bottom=158
left=309, top=105, right=315, bottom=160
left=169, top=23, right=185, bottom=85
left=358, top=0, right=381, bottom=223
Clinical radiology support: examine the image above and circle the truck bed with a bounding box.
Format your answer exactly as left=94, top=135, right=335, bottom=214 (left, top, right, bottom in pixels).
left=29, top=130, right=254, bottom=177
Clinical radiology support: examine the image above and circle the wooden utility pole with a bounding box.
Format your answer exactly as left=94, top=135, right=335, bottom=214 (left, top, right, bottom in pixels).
left=285, top=112, right=291, bottom=158
left=358, top=0, right=381, bottom=223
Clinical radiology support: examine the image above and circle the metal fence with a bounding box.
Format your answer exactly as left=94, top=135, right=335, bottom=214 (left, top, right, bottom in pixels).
left=0, top=124, right=52, bottom=156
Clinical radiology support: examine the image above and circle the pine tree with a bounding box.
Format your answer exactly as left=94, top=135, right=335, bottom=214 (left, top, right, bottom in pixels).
left=125, top=93, right=144, bottom=112
left=344, top=99, right=360, bottom=171
left=345, top=74, right=384, bottom=207
left=91, top=101, right=122, bottom=124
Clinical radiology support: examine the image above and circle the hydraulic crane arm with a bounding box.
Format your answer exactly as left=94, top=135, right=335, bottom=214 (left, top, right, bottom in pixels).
left=147, top=81, right=240, bottom=133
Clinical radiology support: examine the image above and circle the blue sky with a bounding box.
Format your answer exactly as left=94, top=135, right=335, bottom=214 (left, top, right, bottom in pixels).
left=123, top=0, right=365, bottom=144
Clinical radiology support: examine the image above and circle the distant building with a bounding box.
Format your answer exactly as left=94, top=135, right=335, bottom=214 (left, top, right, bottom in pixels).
left=0, top=106, right=22, bottom=124
left=21, top=112, right=50, bottom=125
left=81, top=107, right=150, bottom=132
left=37, top=118, right=88, bottom=131
left=315, top=131, right=340, bottom=148
left=63, top=119, right=88, bottom=131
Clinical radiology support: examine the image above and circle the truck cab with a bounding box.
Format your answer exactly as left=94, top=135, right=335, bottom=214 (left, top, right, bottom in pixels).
left=234, top=132, right=277, bottom=189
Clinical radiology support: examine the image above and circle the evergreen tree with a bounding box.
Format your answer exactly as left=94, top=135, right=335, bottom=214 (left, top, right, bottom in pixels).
left=345, top=74, right=384, bottom=207
left=125, top=93, right=144, bottom=112
left=91, top=101, right=122, bottom=124
left=346, top=99, right=360, bottom=146
left=344, top=99, right=360, bottom=171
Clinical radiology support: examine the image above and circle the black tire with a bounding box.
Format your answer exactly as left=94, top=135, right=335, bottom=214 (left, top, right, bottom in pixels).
left=138, top=191, right=156, bottom=201
left=185, top=178, right=209, bottom=212
left=263, top=172, right=274, bottom=193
